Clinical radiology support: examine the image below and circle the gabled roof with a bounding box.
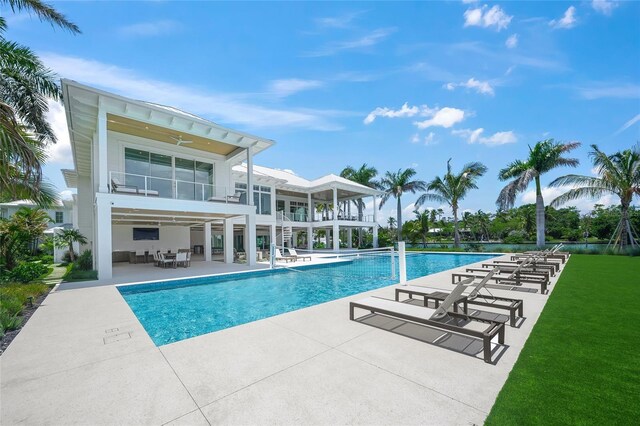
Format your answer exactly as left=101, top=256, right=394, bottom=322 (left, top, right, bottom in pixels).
left=232, top=164, right=383, bottom=196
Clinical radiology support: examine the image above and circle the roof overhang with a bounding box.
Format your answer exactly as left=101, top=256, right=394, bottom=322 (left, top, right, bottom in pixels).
left=62, top=79, right=275, bottom=176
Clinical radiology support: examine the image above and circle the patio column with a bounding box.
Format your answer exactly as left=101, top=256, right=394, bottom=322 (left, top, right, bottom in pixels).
left=246, top=144, right=254, bottom=207
left=223, top=219, right=233, bottom=263
left=333, top=224, right=339, bottom=251
left=307, top=192, right=312, bottom=222
left=96, top=98, right=109, bottom=193
left=307, top=225, right=313, bottom=252
left=95, top=194, right=112, bottom=279
left=332, top=186, right=338, bottom=220
left=204, top=222, right=212, bottom=262
left=347, top=228, right=353, bottom=249
left=246, top=214, right=256, bottom=266
left=373, top=225, right=379, bottom=248
left=373, top=194, right=379, bottom=248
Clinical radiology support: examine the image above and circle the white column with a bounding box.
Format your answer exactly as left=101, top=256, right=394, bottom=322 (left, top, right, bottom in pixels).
left=347, top=228, right=353, bottom=249
left=246, top=145, right=254, bottom=207
left=246, top=214, right=256, bottom=266
left=307, top=225, right=313, bottom=252
left=95, top=195, right=112, bottom=280
left=332, top=187, right=338, bottom=220
left=373, top=195, right=379, bottom=248
left=97, top=99, right=109, bottom=193
left=373, top=225, right=379, bottom=248
left=204, top=222, right=212, bottom=262
left=223, top=219, right=233, bottom=263
left=333, top=224, right=339, bottom=251
left=307, top=192, right=312, bottom=222
left=270, top=223, right=277, bottom=248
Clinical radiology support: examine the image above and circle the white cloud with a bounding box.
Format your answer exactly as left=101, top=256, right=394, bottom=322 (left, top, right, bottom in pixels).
left=592, top=0, right=618, bottom=16
left=59, top=189, right=75, bottom=200
left=364, top=102, right=424, bottom=124
left=521, top=186, right=616, bottom=213
left=423, top=132, right=436, bottom=145
left=411, top=132, right=437, bottom=145
left=304, top=28, right=396, bottom=57
left=315, top=11, right=363, bottom=29
left=41, top=53, right=343, bottom=131
left=117, top=20, right=181, bottom=37
left=505, top=65, right=516, bottom=75
left=613, top=113, right=640, bottom=136
left=464, top=5, right=512, bottom=31
left=549, top=6, right=577, bottom=29
left=445, top=77, right=495, bottom=95
left=452, top=128, right=517, bottom=146
left=505, top=34, right=518, bottom=49
left=45, top=100, right=73, bottom=165
left=267, top=79, right=324, bottom=98
left=577, top=83, right=640, bottom=100
left=414, top=107, right=466, bottom=129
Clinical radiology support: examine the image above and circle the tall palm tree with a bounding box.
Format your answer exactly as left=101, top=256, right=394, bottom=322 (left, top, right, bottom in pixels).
left=418, top=159, right=487, bottom=248
left=340, top=164, right=379, bottom=247
left=497, top=139, right=581, bottom=248
left=549, top=144, right=640, bottom=250
left=54, top=229, right=87, bottom=262
left=379, top=168, right=427, bottom=241
left=387, top=216, right=396, bottom=230
left=0, top=1, right=80, bottom=205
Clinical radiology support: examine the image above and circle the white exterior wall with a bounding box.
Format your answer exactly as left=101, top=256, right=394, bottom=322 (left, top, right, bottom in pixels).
left=112, top=225, right=191, bottom=252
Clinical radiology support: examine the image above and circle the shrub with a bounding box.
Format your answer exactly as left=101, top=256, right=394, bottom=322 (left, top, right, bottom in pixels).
left=61, top=250, right=72, bottom=264
left=504, top=231, right=527, bottom=244
left=75, top=250, right=93, bottom=271
left=39, top=255, right=54, bottom=265
left=465, top=243, right=484, bottom=252
left=5, top=262, right=48, bottom=283
left=564, top=229, right=583, bottom=242
left=0, top=309, right=23, bottom=337
left=0, top=294, right=24, bottom=316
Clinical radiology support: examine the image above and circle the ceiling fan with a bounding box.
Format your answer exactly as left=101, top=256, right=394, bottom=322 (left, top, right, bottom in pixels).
left=170, top=135, right=193, bottom=146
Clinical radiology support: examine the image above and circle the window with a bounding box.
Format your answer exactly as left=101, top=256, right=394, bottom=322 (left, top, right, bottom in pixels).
left=55, top=211, right=64, bottom=223
left=289, top=201, right=308, bottom=221
left=276, top=200, right=285, bottom=212
left=234, top=183, right=248, bottom=204
left=0, top=208, right=8, bottom=219
left=124, top=148, right=214, bottom=199
left=253, top=185, right=271, bottom=215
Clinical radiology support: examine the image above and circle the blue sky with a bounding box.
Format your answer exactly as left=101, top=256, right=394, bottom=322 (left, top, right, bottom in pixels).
left=5, top=0, right=639, bottom=222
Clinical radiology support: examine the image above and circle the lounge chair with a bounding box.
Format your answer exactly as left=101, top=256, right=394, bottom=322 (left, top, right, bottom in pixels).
left=274, top=248, right=296, bottom=263
left=396, top=268, right=524, bottom=327
left=453, top=258, right=550, bottom=294
left=350, top=278, right=506, bottom=363
left=110, top=178, right=137, bottom=194
left=288, top=248, right=311, bottom=262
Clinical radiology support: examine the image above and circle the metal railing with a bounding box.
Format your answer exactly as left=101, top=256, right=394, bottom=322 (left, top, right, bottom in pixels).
left=313, top=212, right=375, bottom=222
left=108, top=171, right=245, bottom=203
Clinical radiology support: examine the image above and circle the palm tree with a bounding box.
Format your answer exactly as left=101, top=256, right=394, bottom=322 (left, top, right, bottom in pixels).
left=549, top=144, right=640, bottom=250
left=418, top=159, right=487, bottom=248
left=0, top=1, right=80, bottom=205
left=413, top=209, right=430, bottom=246
left=54, top=229, right=87, bottom=262
left=11, top=206, right=51, bottom=254
left=379, top=168, right=427, bottom=241
left=387, top=216, right=396, bottom=230
left=340, top=164, right=379, bottom=247
left=497, top=139, right=581, bottom=248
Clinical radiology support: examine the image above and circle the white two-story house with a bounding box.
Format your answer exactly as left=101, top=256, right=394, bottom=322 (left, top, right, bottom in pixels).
left=61, top=80, right=381, bottom=280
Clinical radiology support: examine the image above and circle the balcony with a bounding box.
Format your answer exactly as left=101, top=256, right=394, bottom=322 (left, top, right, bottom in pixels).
left=314, top=212, right=375, bottom=222
left=108, top=171, right=245, bottom=204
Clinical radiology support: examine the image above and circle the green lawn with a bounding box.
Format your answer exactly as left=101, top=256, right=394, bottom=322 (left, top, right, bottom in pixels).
left=486, top=255, right=640, bottom=425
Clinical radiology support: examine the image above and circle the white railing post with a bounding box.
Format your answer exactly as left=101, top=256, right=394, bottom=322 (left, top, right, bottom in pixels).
left=391, top=246, right=396, bottom=280
left=270, top=242, right=276, bottom=269
left=398, top=241, right=407, bottom=284
left=144, top=176, right=148, bottom=196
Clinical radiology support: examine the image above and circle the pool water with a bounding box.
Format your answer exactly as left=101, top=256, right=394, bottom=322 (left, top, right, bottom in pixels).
left=118, top=252, right=497, bottom=345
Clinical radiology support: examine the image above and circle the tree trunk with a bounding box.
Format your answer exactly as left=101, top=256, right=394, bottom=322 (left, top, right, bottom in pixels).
left=535, top=176, right=545, bottom=248
left=453, top=206, right=460, bottom=248
left=620, top=202, right=630, bottom=250
left=68, top=243, right=75, bottom=262
left=397, top=197, right=402, bottom=242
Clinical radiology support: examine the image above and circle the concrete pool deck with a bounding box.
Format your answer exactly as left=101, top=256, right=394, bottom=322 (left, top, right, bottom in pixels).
left=1, top=253, right=565, bottom=425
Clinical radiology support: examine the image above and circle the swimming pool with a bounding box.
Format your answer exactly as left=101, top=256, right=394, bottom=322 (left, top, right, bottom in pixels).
left=119, top=252, right=497, bottom=345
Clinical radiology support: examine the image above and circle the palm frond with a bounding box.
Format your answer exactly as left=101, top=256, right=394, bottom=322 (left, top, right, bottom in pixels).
left=550, top=187, right=607, bottom=207
left=5, top=0, right=81, bottom=33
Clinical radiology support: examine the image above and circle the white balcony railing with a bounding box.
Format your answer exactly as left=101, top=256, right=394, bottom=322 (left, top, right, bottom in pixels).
left=108, top=171, right=245, bottom=204
left=313, top=212, right=375, bottom=222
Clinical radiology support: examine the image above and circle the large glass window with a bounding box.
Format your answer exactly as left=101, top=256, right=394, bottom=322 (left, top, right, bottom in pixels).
left=289, top=201, right=307, bottom=221
left=124, top=148, right=213, bottom=199
left=253, top=185, right=271, bottom=215
left=55, top=211, right=64, bottom=223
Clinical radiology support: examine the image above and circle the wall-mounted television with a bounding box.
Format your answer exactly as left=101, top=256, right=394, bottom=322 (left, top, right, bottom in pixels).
left=133, top=227, right=159, bottom=241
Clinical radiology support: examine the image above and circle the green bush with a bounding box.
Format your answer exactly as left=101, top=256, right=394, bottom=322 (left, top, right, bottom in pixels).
left=75, top=250, right=93, bottom=271
left=465, top=243, right=484, bottom=252
left=5, top=262, right=48, bottom=283
left=39, top=255, right=54, bottom=265
left=564, top=229, right=583, bottom=242
left=0, top=309, right=23, bottom=337
left=503, top=231, right=527, bottom=244
left=0, top=294, right=24, bottom=316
